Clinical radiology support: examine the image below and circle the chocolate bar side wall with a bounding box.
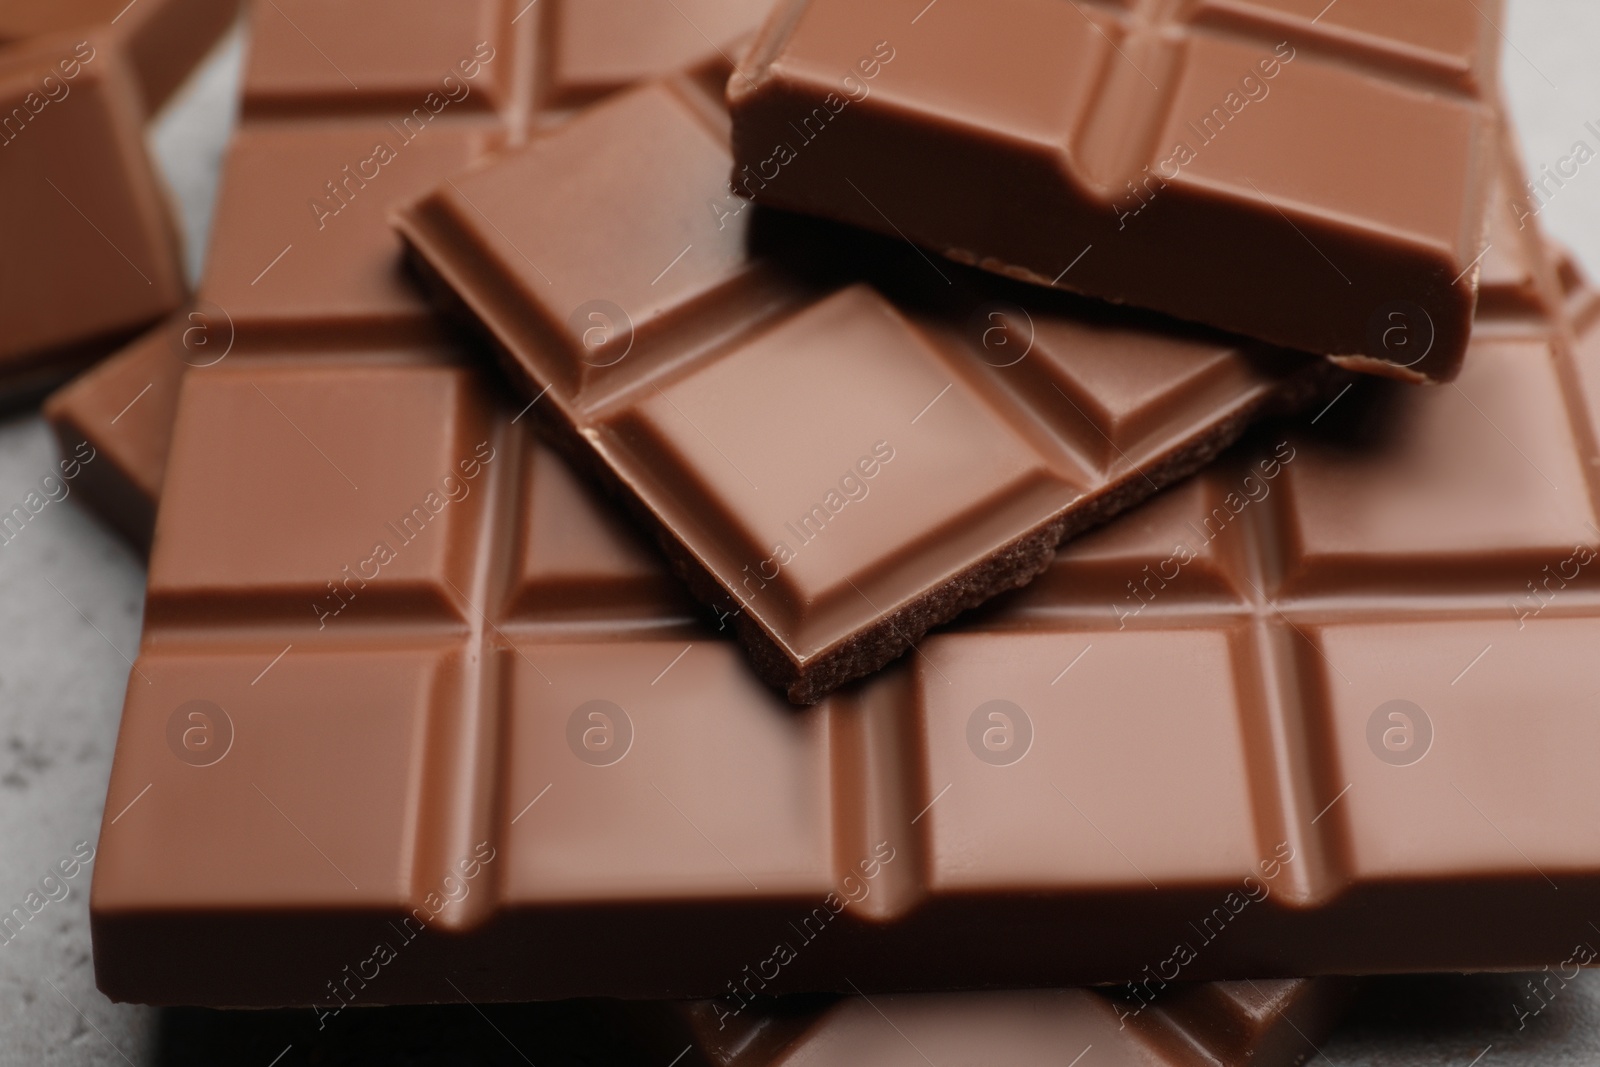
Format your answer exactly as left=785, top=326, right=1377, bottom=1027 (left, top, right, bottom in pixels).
left=652, top=978, right=1355, bottom=1067
left=396, top=71, right=1346, bottom=704
left=726, top=0, right=1503, bottom=382
left=89, top=216, right=1600, bottom=1003
left=43, top=0, right=776, bottom=551
left=0, top=0, right=239, bottom=403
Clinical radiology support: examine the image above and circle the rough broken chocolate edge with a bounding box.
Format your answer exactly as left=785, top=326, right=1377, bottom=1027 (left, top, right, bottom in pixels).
left=400, top=239, right=1346, bottom=704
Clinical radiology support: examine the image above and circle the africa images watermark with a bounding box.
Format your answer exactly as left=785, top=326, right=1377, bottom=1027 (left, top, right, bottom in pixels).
left=706, top=840, right=898, bottom=1030
left=0, top=40, right=96, bottom=148
left=1113, top=41, right=1297, bottom=229
left=1511, top=117, right=1600, bottom=231
left=0, top=841, right=96, bottom=950
left=1512, top=939, right=1597, bottom=1030
left=733, top=440, right=896, bottom=607
left=311, top=840, right=497, bottom=1028
left=1509, top=540, right=1597, bottom=629
left=1115, top=840, right=1297, bottom=1028
left=313, top=441, right=497, bottom=627
left=1111, top=441, right=1296, bottom=628
left=709, top=40, right=898, bottom=231
left=0, top=440, right=98, bottom=547
left=309, top=41, right=498, bottom=231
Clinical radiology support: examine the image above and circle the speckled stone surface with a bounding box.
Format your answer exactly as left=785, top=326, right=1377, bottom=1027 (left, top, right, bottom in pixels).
left=4, top=4, right=1600, bottom=1063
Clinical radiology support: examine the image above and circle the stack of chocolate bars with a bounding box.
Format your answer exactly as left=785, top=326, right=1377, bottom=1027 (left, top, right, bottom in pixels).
left=17, top=0, right=1600, bottom=1060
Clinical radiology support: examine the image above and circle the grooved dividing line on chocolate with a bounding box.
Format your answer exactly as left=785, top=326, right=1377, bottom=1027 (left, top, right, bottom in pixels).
left=41, top=0, right=778, bottom=549
left=89, top=258, right=1600, bottom=1003
left=728, top=0, right=1503, bottom=380
left=395, top=71, right=1335, bottom=703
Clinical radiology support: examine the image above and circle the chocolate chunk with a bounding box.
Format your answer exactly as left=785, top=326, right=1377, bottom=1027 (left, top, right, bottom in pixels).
left=0, top=0, right=237, bottom=402
left=0, top=0, right=237, bottom=111
left=0, top=31, right=185, bottom=403
left=396, top=72, right=1339, bottom=703
left=726, top=0, right=1504, bottom=382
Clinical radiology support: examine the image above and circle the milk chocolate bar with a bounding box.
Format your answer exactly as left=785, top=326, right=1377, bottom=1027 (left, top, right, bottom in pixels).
left=160, top=0, right=770, bottom=352
left=44, top=0, right=773, bottom=548
left=659, top=979, right=1354, bottom=1067
left=241, top=0, right=773, bottom=122
left=396, top=73, right=1339, bottom=703
left=90, top=223, right=1600, bottom=1003
left=726, top=0, right=1504, bottom=383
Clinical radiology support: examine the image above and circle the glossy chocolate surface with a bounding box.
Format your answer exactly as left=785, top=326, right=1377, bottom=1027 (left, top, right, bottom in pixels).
left=397, top=73, right=1331, bottom=702
left=0, top=30, right=184, bottom=402
left=45, top=0, right=773, bottom=543
left=89, top=220, right=1600, bottom=1002
left=727, top=0, right=1503, bottom=382
left=0, top=0, right=237, bottom=401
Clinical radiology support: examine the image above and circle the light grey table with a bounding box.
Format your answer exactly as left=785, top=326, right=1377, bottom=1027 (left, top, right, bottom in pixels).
left=5, top=3, right=1600, bottom=1062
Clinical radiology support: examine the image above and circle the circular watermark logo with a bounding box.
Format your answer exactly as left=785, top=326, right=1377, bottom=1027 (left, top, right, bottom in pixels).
left=169, top=300, right=235, bottom=368
left=968, top=303, right=1034, bottom=368
left=966, top=700, right=1033, bottom=766
left=1366, top=699, right=1432, bottom=767
left=566, top=300, right=634, bottom=368
left=567, top=699, right=633, bottom=766
left=166, top=700, right=234, bottom=767
left=1367, top=302, right=1434, bottom=369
